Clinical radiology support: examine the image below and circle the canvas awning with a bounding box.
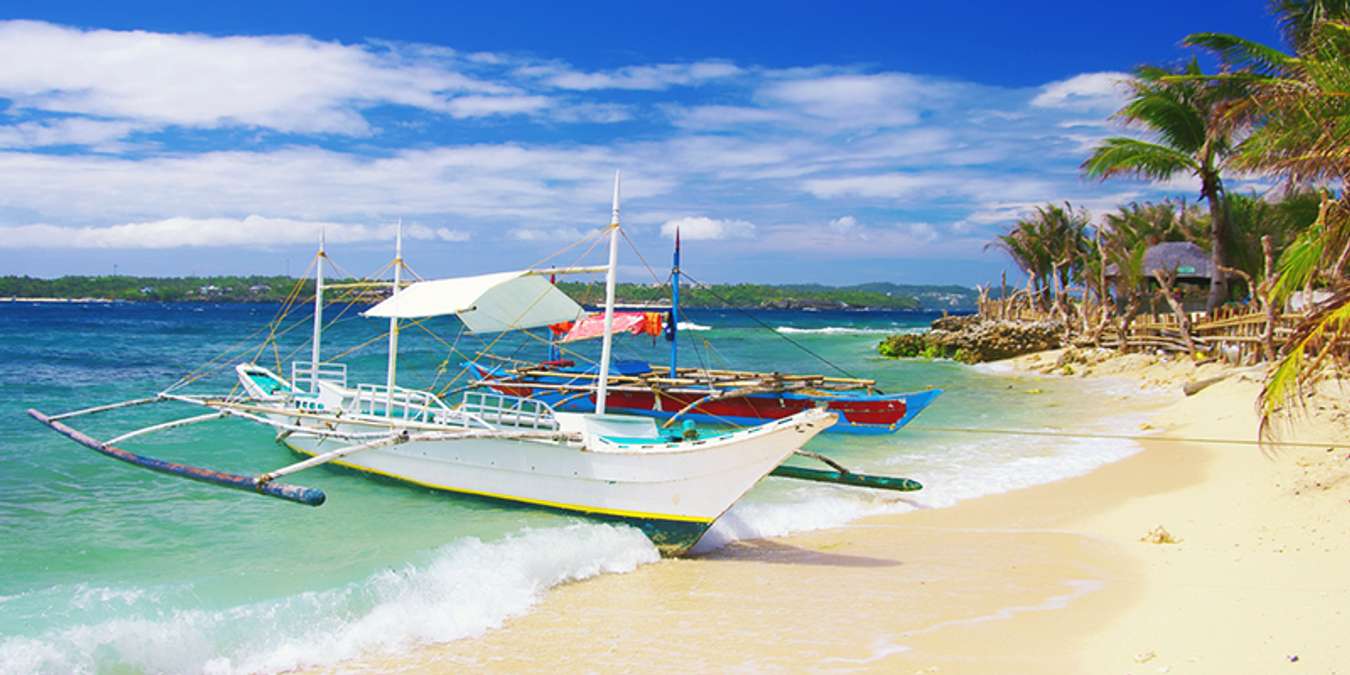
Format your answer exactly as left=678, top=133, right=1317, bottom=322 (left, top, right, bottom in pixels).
left=363, top=270, right=584, bottom=333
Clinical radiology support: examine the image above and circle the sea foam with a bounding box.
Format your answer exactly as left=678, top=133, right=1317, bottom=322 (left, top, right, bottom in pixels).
left=693, top=377, right=1156, bottom=555
left=0, top=524, right=658, bottom=675
left=774, top=326, right=893, bottom=335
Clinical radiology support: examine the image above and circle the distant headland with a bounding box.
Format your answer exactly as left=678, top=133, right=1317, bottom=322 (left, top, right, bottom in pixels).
left=0, top=275, right=980, bottom=311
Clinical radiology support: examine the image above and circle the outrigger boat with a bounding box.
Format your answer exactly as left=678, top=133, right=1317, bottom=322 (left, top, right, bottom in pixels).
left=472, top=230, right=942, bottom=434
left=27, top=174, right=923, bottom=555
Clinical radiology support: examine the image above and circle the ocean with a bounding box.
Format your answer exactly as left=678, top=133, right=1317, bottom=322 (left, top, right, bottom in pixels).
left=0, top=302, right=1155, bottom=673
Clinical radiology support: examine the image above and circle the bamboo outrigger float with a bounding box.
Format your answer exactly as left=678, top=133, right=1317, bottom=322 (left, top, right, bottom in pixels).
left=27, top=174, right=924, bottom=555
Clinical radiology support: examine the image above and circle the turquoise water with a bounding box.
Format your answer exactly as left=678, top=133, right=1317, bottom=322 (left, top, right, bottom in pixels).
left=0, top=302, right=1152, bottom=673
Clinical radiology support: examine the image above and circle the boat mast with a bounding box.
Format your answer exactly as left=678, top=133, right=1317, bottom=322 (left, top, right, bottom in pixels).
left=547, top=273, right=559, bottom=362
left=310, top=230, right=325, bottom=393
left=385, top=221, right=403, bottom=408
left=669, top=227, right=680, bottom=377
left=595, top=171, right=621, bottom=415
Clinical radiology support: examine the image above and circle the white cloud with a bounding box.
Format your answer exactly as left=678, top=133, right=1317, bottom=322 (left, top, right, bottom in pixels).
left=1031, top=72, right=1131, bottom=112
left=803, top=172, right=1056, bottom=204
left=0, top=20, right=511, bottom=136
left=0, top=216, right=463, bottom=249
left=667, top=105, right=790, bottom=130
left=421, top=226, right=472, bottom=242
left=0, top=117, right=141, bottom=149
left=804, top=173, right=940, bottom=199
left=758, top=73, right=956, bottom=129
left=551, top=103, right=634, bottom=124
left=906, top=222, right=938, bottom=244
left=509, top=226, right=588, bottom=242
left=660, top=216, right=755, bottom=240
left=0, top=144, right=681, bottom=226
left=445, top=95, right=552, bottom=119
left=0, top=22, right=1216, bottom=280
left=828, top=215, right=859, bottom=234
left=537, top=61, right=740, bottom=91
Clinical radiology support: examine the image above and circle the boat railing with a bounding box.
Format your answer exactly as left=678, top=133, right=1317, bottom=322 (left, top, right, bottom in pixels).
left=291, top=361, right=348, bottom=390
left=460, top=391, right=559, bottom=431
left=348, top=383, right=455, bottom=424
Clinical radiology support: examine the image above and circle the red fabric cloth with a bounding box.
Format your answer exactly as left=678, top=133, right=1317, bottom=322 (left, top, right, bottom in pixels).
left=551, top=311, right=664, bottom=342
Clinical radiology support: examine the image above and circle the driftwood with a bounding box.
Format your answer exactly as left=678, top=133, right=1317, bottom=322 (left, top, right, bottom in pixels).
left=1151, top=267, right=1197, bottom=356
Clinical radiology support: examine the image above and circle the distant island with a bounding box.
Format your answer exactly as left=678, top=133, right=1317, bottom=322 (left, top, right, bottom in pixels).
left=0, top=275, right=979, bottom=311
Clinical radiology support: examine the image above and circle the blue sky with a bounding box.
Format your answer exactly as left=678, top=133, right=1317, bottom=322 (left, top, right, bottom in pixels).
left=0, top=2, right=1282, bottom=285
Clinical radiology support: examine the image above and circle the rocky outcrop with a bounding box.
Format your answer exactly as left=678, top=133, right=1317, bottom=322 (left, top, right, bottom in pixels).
left=878, top=317, right=1064, bottom=364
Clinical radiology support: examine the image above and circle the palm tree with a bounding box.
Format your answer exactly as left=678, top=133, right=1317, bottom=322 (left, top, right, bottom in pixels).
left=1083, top=61, right=1245, bottom=311
left=988, top=203, right=1091, bottom=313
left=1183, top=15, right=1350, bottom=432
left=1271, top=0, right=1350, bottom=48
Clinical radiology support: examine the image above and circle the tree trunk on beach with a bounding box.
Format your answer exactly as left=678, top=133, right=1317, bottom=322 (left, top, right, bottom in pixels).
left=1203, top=175, right=1229, bottom=312
left=1153, top=268, right=1198, bottom=355
left=1119, top=296, right=1140, bottom=351
left=1259, top=235, right=1278, bottom=363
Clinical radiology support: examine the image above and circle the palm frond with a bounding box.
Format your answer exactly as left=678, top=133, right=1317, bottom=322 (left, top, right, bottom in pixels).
left=1184, top=32, right=1301, bottom=75
left=1259, top=282, right=1350, bottom=438
left=1083, top=138, right=1198, bottom=181
left=1118, top=88, right=1208, bottom=152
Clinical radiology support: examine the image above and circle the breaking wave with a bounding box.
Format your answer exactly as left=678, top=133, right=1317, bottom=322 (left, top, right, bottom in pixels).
left=774, top=326, right=894, bottom=335
left=677, top=321, right=712, bottom=331
left=0, top=524, right=658, bottom=675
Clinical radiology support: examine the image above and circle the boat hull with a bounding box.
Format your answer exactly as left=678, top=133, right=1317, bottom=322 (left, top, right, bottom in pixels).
left=272, top=410, right=834, bottom=555
left=482, top=373, right=941, bottom=434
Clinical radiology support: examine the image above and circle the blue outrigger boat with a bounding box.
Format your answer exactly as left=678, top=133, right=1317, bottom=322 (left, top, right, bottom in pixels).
left=473, top=232, right=941, bottom=435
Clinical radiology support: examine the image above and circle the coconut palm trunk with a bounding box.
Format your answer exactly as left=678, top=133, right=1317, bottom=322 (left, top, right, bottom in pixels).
left=1202, top=174, right=1230, bottom=309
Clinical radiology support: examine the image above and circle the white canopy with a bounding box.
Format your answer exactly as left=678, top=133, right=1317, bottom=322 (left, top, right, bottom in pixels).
left=363, top=270, right=584, bottom=333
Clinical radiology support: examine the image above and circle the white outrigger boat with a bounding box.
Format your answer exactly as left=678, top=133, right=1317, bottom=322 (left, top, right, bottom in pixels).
left=28, top=174, right=920, bottom=555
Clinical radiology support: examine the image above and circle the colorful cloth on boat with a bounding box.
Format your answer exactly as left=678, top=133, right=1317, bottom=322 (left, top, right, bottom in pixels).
left=551, top=311, right=664, bottom=342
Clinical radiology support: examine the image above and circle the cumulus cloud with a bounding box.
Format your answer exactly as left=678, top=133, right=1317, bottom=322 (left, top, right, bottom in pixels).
left=660, top=216, right=756, bottom=240
left=0, top=216, right=468, bottom=249
left=0, top=22, right=1213, bottom=279
left=1031, top=72, right=1131, bottom=111
left=0, top=20, right=513, bottom=136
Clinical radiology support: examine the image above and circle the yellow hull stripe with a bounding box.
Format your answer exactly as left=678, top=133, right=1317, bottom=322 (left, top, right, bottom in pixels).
left=282, top=441, right=714, bottom=524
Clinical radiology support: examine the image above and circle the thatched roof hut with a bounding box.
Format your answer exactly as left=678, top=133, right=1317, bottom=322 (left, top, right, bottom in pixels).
left=1106, top=241, right=1213, bottom=282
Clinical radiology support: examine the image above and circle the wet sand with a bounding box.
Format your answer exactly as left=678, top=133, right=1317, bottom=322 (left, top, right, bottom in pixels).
left=328, top=351, right=1350, bottom=673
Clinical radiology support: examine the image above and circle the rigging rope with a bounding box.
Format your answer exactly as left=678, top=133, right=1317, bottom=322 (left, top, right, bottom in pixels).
left=679, top=271, right=880, bottom=390
left=909, top=425, right=1349, bottom=450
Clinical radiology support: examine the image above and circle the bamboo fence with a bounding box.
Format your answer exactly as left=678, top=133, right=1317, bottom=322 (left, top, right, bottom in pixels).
left=975, top=297, right=1313, bottom=365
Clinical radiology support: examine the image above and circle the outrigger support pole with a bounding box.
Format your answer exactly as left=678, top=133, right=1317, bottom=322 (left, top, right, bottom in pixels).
left=770, top=450, right=924, bottom=493
left=27, top=408, right=327, bottom=506
left=258, top=433, right=409, bottom=483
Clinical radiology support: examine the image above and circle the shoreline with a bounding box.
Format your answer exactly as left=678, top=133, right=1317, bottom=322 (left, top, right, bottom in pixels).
left=0, top=296, right=972, bottom=312
left=325, top=349, right=1349, bottom=673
